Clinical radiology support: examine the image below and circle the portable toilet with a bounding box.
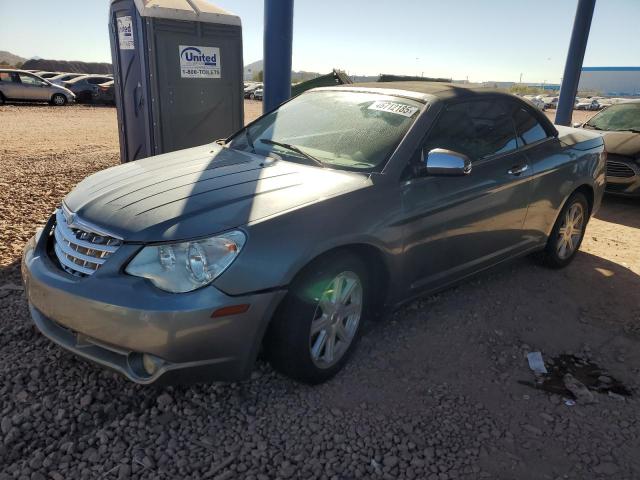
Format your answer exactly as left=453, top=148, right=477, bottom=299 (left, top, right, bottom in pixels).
left=108, top=0, right=243, bottom=163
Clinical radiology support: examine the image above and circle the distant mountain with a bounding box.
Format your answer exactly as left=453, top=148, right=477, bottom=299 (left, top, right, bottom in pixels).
left=21, top=58, right=112, bottom=74
left=244, top=59, right=322, bottom=83
left=0, top=50, right=27, bottom=67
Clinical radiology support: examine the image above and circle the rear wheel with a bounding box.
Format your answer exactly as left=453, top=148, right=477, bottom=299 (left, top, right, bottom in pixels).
left=0, top=93, right=5, bottom=105
left=265, top=252, right=369, bottom=384
left=535, top=192, right=589, bottom=269
left=51, top=93, right=67, bottom=106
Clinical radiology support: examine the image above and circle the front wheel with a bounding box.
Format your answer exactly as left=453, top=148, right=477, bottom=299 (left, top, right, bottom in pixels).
left=534, top=192, right=589, bottom=269
left=265, top=252, right=369, bottom=384
left=250, top=93, right=256, bottom=100
left=51, top=94, right=67, bottom=106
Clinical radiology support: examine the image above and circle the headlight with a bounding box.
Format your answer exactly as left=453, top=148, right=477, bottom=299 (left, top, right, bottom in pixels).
left=125, top=231, right=246, bottom=293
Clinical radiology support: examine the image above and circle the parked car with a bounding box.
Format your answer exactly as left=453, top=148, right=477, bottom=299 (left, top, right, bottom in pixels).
left=63, top=75, right=113, bottom=103
left=243, top=83, right=262, bottom=99
left=0, top=69, right=75, bottom=106
left=576, top=99, right=600, bottom=111
left=91, top=80, right=115, bottom=105
left=49, top=73, right=87, bottom=86
left=524, top=96, right=545, bottom=111
left=544, top=97, right=559, bottom=109
left=250, top=87, right=263, bottom=100
left=579, top=100, right=640, bottom=197
left=34, top=71, right=61, bottom=79
left=22, top=83, right=605, bottom=385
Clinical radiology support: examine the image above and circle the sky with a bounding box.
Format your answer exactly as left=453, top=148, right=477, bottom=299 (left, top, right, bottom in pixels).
left=1, top=0, right=639, bottom=83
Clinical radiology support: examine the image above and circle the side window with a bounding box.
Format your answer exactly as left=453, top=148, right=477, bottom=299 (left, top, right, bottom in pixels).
left=0, top=72, right=12, bottom=83
left=513, top=107, right=549, bottom=145
left=18, top=74, right=45, bottom=86
left=424, top=100, right=518, bottom=160
left=88, top=77, right=110, bottom=85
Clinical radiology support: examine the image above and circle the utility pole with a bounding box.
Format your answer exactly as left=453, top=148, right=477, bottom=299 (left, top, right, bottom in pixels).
left=556, top=0, right=596, bottom=126
left=263, top=0, right=294, bottom=112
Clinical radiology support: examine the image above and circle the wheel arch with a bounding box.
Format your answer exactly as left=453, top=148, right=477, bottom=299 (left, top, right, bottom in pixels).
left=573, top=183, right=594, bottom=216
left=545, top=183, right=595, bottom=238
left=288, top=243, right=392, bottom=313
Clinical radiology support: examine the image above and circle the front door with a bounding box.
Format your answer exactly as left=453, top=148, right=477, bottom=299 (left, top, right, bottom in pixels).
left=17, top=73, right=51, bottom=101
left=401, top=98, right=533, bottom=294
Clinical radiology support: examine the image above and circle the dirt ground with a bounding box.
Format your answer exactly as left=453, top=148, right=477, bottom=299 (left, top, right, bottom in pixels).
left=0, top=103, right=639, bottom=480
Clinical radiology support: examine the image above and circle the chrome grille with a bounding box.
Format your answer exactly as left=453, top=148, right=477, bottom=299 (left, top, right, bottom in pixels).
left=606, top=161, right=636, bottom=179
left=52, top=208, right=122, bottom=277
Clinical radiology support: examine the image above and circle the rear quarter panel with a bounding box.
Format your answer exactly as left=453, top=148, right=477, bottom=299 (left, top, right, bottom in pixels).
left=523, top=132, right=605, bottom=242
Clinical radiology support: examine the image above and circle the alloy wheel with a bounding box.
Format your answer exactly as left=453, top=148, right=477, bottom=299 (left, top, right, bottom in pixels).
left=556, top=202, right=584, bottom=259
left=309, top=271, right=363, bottom=368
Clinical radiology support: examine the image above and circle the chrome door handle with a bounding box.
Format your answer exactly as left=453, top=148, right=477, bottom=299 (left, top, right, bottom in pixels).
left=508, top=164, right=529, bottom=175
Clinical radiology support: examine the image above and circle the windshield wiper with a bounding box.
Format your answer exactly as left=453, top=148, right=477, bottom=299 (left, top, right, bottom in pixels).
left=612, top=128, right=640, bottom=133
left=583, top=124, right=604, bottom=130
left=259, top=139, right=325, bottom=167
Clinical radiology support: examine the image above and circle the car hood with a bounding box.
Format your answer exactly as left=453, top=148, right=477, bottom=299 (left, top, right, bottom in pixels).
left=63, top=144, right=371, bottom=242
left=600, top=131, right=640, bottom=158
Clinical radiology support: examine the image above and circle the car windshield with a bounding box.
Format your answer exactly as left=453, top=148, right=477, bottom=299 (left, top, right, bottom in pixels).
left=585, top=103, right=640, bottom=132
left=228, top=90, right=422, bottom=171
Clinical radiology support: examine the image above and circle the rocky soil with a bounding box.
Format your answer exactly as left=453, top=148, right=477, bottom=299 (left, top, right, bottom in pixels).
left=1, top=103, right=639, bottom=479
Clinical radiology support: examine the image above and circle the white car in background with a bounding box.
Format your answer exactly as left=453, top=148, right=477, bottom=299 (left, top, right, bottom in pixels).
left=576, top=99, right=600, bottom=111
left=523, top=95, right=546, bottom=111
left=48, top=73, right=87, bottom=86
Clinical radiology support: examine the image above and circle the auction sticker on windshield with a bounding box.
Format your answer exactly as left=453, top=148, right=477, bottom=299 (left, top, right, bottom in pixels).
left=179, top=45, right=221, bottom=79
left=368, top=101, right=419, bottom=117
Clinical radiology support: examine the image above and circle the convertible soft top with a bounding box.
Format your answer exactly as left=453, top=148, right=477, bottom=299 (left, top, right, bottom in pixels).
left=343, top=81, right=504, bottom=100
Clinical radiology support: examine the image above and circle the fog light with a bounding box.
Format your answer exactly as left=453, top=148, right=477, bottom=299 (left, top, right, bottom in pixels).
left=142, top=354, right=163, bottom=376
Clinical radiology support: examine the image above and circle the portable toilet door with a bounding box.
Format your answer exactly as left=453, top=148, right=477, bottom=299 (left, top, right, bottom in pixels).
left=109, top=0, right=244, bottom=163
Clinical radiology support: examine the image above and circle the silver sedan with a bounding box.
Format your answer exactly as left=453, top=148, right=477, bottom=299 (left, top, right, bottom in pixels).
left=0, top=69, right=75, bottom=106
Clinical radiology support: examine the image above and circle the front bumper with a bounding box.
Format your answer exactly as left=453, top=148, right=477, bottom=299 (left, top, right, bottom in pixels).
left=606, top=157, right=640, bottom=197
left=21, top=223, right=286, bottom=385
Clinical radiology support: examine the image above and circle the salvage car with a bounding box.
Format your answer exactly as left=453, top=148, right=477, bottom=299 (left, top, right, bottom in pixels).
left=63, top=75, right=114, bottom=103
left=576, top=99, right=600, bottom=111
left=91, top=80, right=115, bottom=105
left=0, top=69, right=75, bottom=106
left=22, top=82, right=606, bottom=385
left=48, top=72, right=87, bottom=86
left=580, top=100, right=640, bottom=196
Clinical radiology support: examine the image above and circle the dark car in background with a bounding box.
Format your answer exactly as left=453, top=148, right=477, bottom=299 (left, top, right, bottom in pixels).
left=91, top=80, right=115, bottom=105
left=64, top=75, right=113, bottom=103
left=580, top=100, right=640, bottom=197
left=49, top=73, right=87, bottom=86
left=22, top=83, right=605, bottom=385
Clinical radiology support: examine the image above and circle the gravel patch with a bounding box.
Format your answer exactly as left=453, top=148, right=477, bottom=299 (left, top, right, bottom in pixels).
left=1, top=103, right=639, bottom=479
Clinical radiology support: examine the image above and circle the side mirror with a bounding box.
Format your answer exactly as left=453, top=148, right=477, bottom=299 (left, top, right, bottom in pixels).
left=422, top=148, right=472, bottom=176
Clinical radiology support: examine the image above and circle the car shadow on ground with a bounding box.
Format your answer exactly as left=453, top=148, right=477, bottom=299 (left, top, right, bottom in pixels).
left=596, top=195, right=639, bottom=229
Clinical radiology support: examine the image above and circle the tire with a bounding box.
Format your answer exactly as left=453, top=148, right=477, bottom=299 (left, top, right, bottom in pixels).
left=250, top=93, right=255, bottom=100
left=265, top=252, right=370, bottom=384
left=51, top=93, right=67, bottom=106
left=534, top=191, right=589, bottom=269
left=0, top=93, right=5, bottom=105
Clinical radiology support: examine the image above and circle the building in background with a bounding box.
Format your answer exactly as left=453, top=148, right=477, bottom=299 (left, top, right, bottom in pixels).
left=579, top=67, right=640, bottom=96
